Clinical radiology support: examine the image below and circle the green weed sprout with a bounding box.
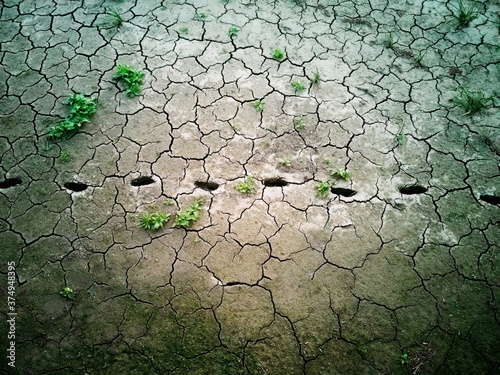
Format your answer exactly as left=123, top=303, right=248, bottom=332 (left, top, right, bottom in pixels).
left=395, top=133, right=407, bottom=146
left=253, top=99, right=265, bottom=112
left=316, top=181, right=330, bottom=198
left=174, top=198, right=203, bottom=228
left=106, top=8, right=123, bottom=29
left=310, top=71, right=320, bottom=84
left=271, top=48, right=285, bottom=61
left=453, top=86, right=493, bottom=115
left=400, top=353, right=408, bottom=366
left=113, top=64, right=145, bottom=97
left=60, top=149, right=72, bottom=163
left=196, top=12, right=208, bottom=19
left=291, top=80, right=306, bottom=92
left=279, top=158, right=292, bottom=167
left=60, top=287, right=74, bottom=300
left=293, top=116, right=306, bottom=131
left=228, top=26, right=239, bottom=37
left=331, top=168, right=351, bottom=181
left=48, top=93, right=97, bottom=140
left=453, top=1, right=479, bottom=28
left=140, top=212, right=171, bottom=231
left=386, top=33, right=397, bottom=48
left=414, top=50, right=427, bottom=66
left=235, top=175, right=256, bottom=194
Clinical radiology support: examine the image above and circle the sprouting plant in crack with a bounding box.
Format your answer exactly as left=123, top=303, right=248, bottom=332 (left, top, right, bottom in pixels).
left=271, top=48, right=285, bottom=61
left=196, top=12, right=208, bottom=19
left=452, top=0, right=479, bottom=28
left=310, top=70, right=321, bottom=85
left=113, top=64, right=145, bottom=97
left=331, top=168, right=351, bottom=181
left=395, top=133, right=407, bottom=146
left=413, top=49, right=428, bottom=66
left=235, top=175, right=256, bottom=194
left=59, top=149, right=72, bottom=163
left=253, top=99, right=265, bottom=112
left=105, top=8, right=123, bottom=29
left=291, top=80, right=306, bottom=92
left=293, top=116, right=306, bottom=131
left=228, top=26, right=239, bottom=37
left=400, top=353, right=408, bottom=366
left=174, top=198, right=204, bottom=228
left=164, top=198, right=174, bottom=206
left=180, top=27, right=189, bottom=34
left=316, top=181, right=330, bottom=198
left=60, top=287, right=74, bottom=300
left=140, top=211, right=171, bottom=231
left=48, top=93, right=97, bottom=140
left=453, top=86, right=493, bottom=115
left=386, top=32, right=398, bottom=48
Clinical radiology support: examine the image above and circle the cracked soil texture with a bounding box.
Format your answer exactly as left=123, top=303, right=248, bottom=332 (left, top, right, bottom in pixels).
left=1, top=0, right=500, bottom=374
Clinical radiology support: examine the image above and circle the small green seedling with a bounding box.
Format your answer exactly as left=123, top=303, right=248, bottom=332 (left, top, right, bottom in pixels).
left=235, top=175, right=256, bottom=194
left=253, top=99, right=265, bottom=112
left=323, top=158, right=331, bottom=165
left=291, top=80, right=306, bottom=92
left=310, top=71, right=321, bottom=84
left=386, top=33, right=397, bottom=48
left=48, top=93, right=97, bottom=140
left=196, top=12, right=208, bottom=19
left=106, top=8, right=123, bottom=29
left=164, top=198, right=174, bottom=206
left=60, top=149, right=72, bottom=163
left=453, top=86, right=493, bottom=115
left=400, top=353, right=408, bottom=366
left=271, top=48, right=285, bottom=61
left=452, top=1, right=479, bottom=28
left=331, top=169, right=351, bottom=181
left=174, top=198, right=203, bottom=228
left=180, top=27, right=189, bottom=34
left=113, top=64, right=145, bottom=97
left=395, top=133, right=407, bottom=146
left=316, top=181, right=330, bottom=198
left=140, top=212, right=171, bottom=231
left=279, top=158, right=292, bottom=167
left=60, top=287, right=74, bottom=300
left=414, top=50, right=428, bottom=66
left=228, top=26, right=239, bottom=37
left=293, top=116, right=306, bottom=131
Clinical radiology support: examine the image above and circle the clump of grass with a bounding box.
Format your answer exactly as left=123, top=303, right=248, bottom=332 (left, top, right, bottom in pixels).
left=413, top=50, right=428, bottom=66
left=291, top=80, right=306, bottom=92
left=310, top=71, right=321, bottom=84
left=228, top=26, right=239, bottom=37
left=386, top=33, right=397, bottom=48
left=140, top=212, right=171, bottom=231
left=293, top=116, right=306, bottom=131
left=452, top=1, right=479, bottom=28
left=253, top=99, right=265, bottom=112
left=271, top=48, right=285, bottom=61
left=453, top=86, right=493, bottom=115
left=164, top=198, right=174, bottom=206
left=60, top=287, right=74, bottom=300
left=235, top=175, right=256, bottom=194
left=174, top=198, right=203, bottom=228
left=331, top=168, right=351, bottom=181
left=48, top=93, right=97, bottom=140
left=316, top=181, right=330, bottom=198
left=106, top=8, right=123, bottom=29
left=60, top=149, right=72, bottom=163
left=279, top=158, right=292, bottom=167
left=113, top=64, right=145, bottom=97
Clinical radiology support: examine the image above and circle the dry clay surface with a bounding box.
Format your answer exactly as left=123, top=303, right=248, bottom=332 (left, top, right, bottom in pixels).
left=1, top=0, right=500, bottom=373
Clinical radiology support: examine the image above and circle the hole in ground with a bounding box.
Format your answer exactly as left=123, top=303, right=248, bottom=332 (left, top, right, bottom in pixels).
left=64, top=182, right=88, bottom=192
left=263, top=178, right=288, bottom=187
left=480, top=195, right=500, bottom=205
left=195, top=181, right=219, bottom=191
left=399, top=185, right=428, bottom=195
left=331, top=187, right=357, bottom=197
left=0, top=178, right=22, bottom=189
left=131, top=176, right=155, bottom=186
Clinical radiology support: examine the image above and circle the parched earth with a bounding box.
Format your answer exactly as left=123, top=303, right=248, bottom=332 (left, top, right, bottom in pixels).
left=1, top=0, right=499, bottom=374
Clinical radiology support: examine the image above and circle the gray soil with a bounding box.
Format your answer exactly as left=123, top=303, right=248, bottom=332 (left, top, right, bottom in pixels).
left=1, top=0, right=499, bottom=374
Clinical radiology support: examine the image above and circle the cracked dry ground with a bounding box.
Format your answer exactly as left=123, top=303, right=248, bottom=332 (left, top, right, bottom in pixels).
left=1, top=0, right=500, bottom=374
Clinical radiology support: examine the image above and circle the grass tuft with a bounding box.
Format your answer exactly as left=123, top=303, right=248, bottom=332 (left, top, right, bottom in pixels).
left=113, top=64, right=145, bottom=97
left=453, top=1, right=479, bottom=28
left=453, top=86, right=493, bottom=115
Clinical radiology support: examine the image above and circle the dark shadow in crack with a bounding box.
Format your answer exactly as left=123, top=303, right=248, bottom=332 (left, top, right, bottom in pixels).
left=399, top=185, right=427, bottom=195
left=263, top=178, right=288, bottom=187
left=131, top=176, right=155, bottom=186
left=64, top=182, right=88, bottom=192
left=331, top=187, right=357, bottom=197
left=195, top=181, right=219, bottom=191
left=0, top=178, right=22, bottom=189
left=480, top=195, right=500, bottom=205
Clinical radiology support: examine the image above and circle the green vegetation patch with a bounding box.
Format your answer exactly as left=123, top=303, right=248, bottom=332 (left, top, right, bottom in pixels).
left=235, top=175, right=256, bottom=194
left=453, top=86, right=493, bottom=115
left=174, top=198, right=203, bottom=228
left=140, top=212, right=171, bottom=231
left=113, top=64, right=145, bottom=97
left=48, top=93, right=97, bottom=140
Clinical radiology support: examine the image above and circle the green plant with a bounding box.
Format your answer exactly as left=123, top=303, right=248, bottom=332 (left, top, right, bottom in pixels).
left=400, top=353, right=408, bottom=366
left=253, top=99, right=265, bottom=112
left=228, top=26, right=239, bottom=37
left=106, top=8, right=123, bottom=29
left=279, top=158, right=292, bottom=167
left=164, top=198, right=174, bottom=206
left=174, top=198, right=203, bottom=228
left=386, top=33, right=397, bottom=48
left=60, top=287, right=74, bottom=299
left=316, top=181, right=330, bottom=198
left=322, top=158, right=331, bottom=165
left=452, top=1, right=479, bottom=28
left=235, top=175, right=256, bottom=194
left=293, top=116, right=306, bottom=131
left=414, top=50, right=427, bottom=66
left=453, top=86, right=493, bottom=115
left=113, top=64, right=145, bottom=97
left=140, top=212, right=171, bottom=231
left=196, top=12, right=208, bottom=19
left=48, top=93, right=97, bottom=140
left=291, top=80, right=306, bottom=92
left=331, top=168, right=351, bottom=181
left=180, top=26, right=189, bottom=34
left=271, top=48, right=285, bottom=61
left=310, top=71, right=320, bottom=84
left=395, top=133, right=407, bottom=146
left=60, top=149, right=72, bottom=163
